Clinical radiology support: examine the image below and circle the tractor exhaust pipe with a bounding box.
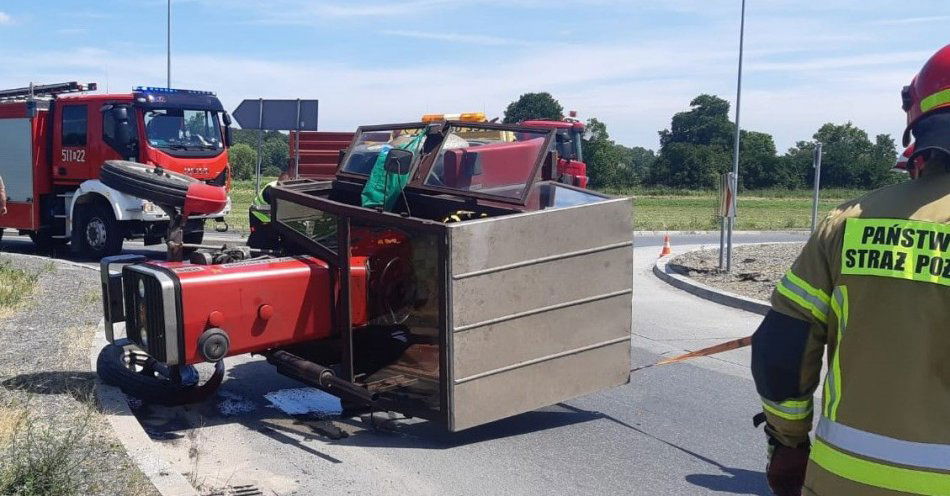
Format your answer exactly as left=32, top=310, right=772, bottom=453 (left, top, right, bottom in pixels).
left=264, top=350, right=380, bottom=405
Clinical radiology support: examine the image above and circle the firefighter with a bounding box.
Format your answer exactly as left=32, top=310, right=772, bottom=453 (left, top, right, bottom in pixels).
left=751, top=45, right=950, bottom=496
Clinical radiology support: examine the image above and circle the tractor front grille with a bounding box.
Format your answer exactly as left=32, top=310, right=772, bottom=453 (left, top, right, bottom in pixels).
left=123, top=268, right=169, bottom=362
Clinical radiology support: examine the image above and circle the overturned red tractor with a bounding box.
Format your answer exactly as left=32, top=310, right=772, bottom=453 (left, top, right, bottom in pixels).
left=97, top=120, right=632, bottom=431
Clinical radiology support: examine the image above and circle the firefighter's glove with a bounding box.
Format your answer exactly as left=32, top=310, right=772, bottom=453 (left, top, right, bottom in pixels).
left=766, top=436, right=810, bottom=496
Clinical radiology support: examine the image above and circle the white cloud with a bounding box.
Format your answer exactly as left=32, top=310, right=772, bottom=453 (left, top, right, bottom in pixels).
left=0, top=11, right=12, bottom=25
left=381, top=30, right=533, bottom=47
left=870, top=15, right=950, bottom=25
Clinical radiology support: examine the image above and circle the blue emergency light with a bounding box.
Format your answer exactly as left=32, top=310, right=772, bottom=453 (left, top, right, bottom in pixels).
left=134, top=86, right=216, bottom=96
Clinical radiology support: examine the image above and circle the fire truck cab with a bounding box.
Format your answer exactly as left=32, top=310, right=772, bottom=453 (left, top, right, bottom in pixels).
left=0, top=82, right=232, bottom=258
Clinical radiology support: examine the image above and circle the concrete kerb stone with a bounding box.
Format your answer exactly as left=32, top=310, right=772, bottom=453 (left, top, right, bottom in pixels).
left=89, top=321, right=201, bottom=496
left=653, top=252, right=771, bottom=316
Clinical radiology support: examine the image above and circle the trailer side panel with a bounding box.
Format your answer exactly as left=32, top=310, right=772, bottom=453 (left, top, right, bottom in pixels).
left=447, top=197, right=632, bottom=431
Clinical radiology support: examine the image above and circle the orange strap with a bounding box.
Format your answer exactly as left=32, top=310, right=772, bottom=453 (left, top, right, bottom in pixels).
left=632, top=336, right=752, bottom=372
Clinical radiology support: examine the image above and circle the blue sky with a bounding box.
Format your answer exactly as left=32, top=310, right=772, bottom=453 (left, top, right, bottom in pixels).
left=0, top=0, right=946, bottom=151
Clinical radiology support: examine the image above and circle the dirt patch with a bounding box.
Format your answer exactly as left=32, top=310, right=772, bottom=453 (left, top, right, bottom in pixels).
left=669, top=243, right=806, bottom=302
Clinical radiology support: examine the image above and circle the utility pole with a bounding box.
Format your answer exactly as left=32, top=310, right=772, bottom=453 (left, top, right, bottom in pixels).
left=726, top=0, right=746, bottom=272
left=167, top=0, right=171, bottom=88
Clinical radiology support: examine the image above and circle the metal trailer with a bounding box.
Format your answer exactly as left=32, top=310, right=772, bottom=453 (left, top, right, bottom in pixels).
left=270, top=175, right=632, bottom=430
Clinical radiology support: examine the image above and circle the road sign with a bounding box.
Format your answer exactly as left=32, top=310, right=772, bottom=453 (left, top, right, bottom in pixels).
left=232, top=99, right=319, bottom=131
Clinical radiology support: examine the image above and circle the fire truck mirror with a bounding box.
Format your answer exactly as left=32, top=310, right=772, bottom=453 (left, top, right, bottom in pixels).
left=384, top=148, right=414, bottom=174
left=111, top=106, right=136, bottom=153
left=222, top=112, right=233, bottom=147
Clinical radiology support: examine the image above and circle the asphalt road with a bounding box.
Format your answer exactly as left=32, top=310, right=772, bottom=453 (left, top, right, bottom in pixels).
left=1, top=230, right=810, bottom=495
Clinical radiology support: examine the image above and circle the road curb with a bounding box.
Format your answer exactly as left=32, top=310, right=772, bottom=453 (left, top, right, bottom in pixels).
left=0, top=250, right=99, bottom=272
left=89, top=320, right=201, bottom=496
left=653, top=253, right=771, bottom=315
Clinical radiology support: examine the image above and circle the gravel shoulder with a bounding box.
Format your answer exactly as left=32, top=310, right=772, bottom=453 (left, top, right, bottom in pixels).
left=668, top=243, right=806, bottom=301
left=0, top=254, right=158, bottom=496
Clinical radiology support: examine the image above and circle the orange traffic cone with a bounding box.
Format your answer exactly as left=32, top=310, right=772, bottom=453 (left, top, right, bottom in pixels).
left=659, top=234, right=672, bottom=258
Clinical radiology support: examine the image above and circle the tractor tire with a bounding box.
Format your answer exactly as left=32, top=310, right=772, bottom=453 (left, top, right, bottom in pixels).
left=74, top=203, right=123, bottom=258
left=96, top=343, right=224, bottom=406
left=100, top=160, right=195, bottom=208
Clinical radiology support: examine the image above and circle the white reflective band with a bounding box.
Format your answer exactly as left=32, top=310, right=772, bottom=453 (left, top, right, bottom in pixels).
left=817, top=417, right=950, bottom=471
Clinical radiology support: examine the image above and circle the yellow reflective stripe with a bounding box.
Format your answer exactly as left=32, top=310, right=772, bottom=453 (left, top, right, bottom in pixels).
left=761, top=397, right=812, bottom=421
left=825, top=286, right=848, bottom=421
left=920, top=88, right=950, bottom=113
left=776, top=273, right=829, bottom=324
left=811, top=438, right=950, bottom=496
left=785, top=271, right=831, bottom=305
left=251, top=210, right=270, bottom=222
left=841, top=218, right=950, bottom=287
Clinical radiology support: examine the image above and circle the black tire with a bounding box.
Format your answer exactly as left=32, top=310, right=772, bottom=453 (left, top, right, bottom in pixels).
left=74, top=203, right=123, bottom=258
left=96, top=343, right=224, bottom=406
left=183, top=229, right=204, bottom=245
left=100, top=160, right=195, bottom=207
left=29, top=230, right=66, bottom=250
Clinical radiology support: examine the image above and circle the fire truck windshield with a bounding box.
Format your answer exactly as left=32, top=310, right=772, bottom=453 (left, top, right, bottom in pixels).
left=144, top=108, right=223, bottom=153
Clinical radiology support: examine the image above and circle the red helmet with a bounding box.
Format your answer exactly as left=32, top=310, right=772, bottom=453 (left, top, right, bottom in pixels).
left=902, top=44, right=950, bottom=147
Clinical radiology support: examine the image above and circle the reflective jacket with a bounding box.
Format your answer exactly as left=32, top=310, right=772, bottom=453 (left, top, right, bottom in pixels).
left=752, top=168, right=950, bottom=496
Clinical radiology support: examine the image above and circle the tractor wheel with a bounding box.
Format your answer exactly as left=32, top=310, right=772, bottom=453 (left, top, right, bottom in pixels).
left=96, top=342, right=224, bottom=406
left=100, top=160, right=195, bottom=207
left=74, top=203, right=123, bottom=258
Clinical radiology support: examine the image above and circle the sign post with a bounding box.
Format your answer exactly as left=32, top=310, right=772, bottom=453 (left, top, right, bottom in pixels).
left=718, top=172, right=737, bottom=270
left=811, top=142, right=823, bottom=232
left=232, top=99, right=319, bottom=200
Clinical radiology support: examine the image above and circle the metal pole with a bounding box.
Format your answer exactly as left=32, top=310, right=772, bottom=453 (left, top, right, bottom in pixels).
left=726, top=0, right=746, bottom=273
left=166, top=0, right=171, bottom=88
left=719, top=216, right=726, bottom=270
left=294, top=99, right=301, bottom=179
left=255, top=99, right=264, bottom=201
left=811, top=142, right=823, bottom=232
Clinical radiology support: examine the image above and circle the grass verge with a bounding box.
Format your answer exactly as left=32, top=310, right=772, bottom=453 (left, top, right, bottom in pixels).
left=0, top=260, right=38, bottom=312
left=224, top=177, right=277, bottom=234
left=604, top=188, right=870, bottom=231
left=0, top=396, right=94, bottom=496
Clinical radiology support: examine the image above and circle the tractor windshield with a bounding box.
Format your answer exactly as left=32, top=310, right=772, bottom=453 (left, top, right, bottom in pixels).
left=144, top=108, right=224, bottom=154
left=423, top=123, right=551, bottom=201
left=339, top=125, right=427, bottom=176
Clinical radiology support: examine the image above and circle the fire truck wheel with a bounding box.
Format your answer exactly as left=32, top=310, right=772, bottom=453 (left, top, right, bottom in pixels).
left=100, top=160, right=194, bottom=207
left=74, top=204, right=123, bottom=258
left=96, top=343, right=224, bottom=406
left=29, top=230, right=66, bottom=249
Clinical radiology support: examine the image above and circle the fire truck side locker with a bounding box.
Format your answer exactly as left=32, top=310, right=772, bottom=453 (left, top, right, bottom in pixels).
left=0, top=101, right=41, bottom=231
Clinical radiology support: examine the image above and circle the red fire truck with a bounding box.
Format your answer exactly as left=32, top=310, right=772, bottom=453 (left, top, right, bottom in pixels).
left=0, top=82, right=232, bottom=257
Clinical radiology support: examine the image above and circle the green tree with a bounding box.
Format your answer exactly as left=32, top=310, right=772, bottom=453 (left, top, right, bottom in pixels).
left=263, top=139, right=289, bottom=172
left=502, top=92, right=564, bottom=124
left=582, top=118, right=652, bottom=189
left=228, top=143, right=257, bottom=180
left=784, top=123, right=900, bottom=190
left=651, top=94, right=736, bottom=189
